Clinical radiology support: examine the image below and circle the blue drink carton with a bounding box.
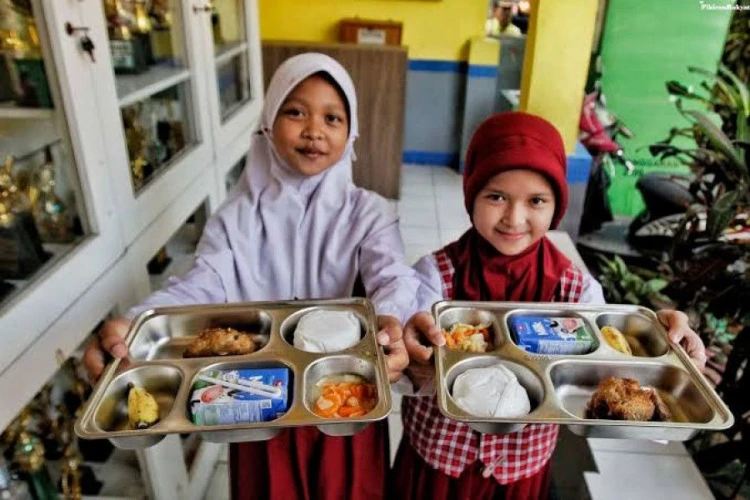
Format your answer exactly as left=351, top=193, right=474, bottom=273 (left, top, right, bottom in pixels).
left=509, top=316, right=595, bottom=355
left=190, top=368, right=289, bottom=426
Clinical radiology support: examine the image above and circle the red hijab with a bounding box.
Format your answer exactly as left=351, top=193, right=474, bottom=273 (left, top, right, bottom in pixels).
left=444, top=112, right=573, bottom=302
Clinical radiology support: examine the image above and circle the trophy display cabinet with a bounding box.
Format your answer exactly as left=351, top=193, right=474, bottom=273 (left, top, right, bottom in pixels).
left=0, top=0, right=262, bottom=498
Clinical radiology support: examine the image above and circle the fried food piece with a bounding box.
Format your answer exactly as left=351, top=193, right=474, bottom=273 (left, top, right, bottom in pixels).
left=183, top=327, right=259, bottom=358
left=586, top=376, right=671, bottom=422
left=127, top=384, right=159, bottom=429
left=601, top=325, right=633, bottom=355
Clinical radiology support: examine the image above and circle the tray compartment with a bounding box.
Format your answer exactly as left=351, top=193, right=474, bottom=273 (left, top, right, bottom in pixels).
left=595, top=312, right=669, bottom=357
left=129, top=309, right=272, bottom=360
left=304, top=355, right=380, bottom=436
left=93, top=364, right=183, bottom=449
left=444, top=356, right=544, bottom=434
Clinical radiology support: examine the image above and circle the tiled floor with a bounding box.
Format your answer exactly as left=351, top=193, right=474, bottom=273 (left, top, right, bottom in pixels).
left=200, top=165, right=713, bottom=500
left=396, top=164, right=470, bottom=264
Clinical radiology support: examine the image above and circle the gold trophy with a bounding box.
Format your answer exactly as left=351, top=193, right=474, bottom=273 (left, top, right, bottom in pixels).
left=108, top=0, right=151, bottom=73
left=32, top=148, right=72, bottom=243
left=61, top=445, right=83, bottom=500
left=13, top=431, right=58, bottom=500
left=149, top=0, right=173, bottom=63
left=0, top=155, right=29, bottom=226
left=0, top=407, right=29, bottom=450
left=123, top=108, right=151, bottom=189
left=4, top=1, right=51, bottom=108
left=150, top=0, right=172, bottom=28
left=0, top=156, right=49, bottom=279
left=132, top=0, right=155, bottom=65
left=133, top=0, right=152, bottom=34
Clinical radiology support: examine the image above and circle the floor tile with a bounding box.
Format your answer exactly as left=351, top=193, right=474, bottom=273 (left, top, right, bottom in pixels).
left=439, top=225, right=470, bottom=245
left=586, top=438, right=688, bottom=456
left=398, top=195, right=437, bottom=214
left=401, top=165, right=433, bottom=183
left=431, top=166, right=462, bottom=185
left=400, top=179, right=434, bottom=197
left=437, top=212, right=471, bottom=232
left=400, top=226, right=440, bottom=248
left=406, top=247, right=436, bottom=266
left=584, top=451, right=713, bottom=500
left=218, top=443, right=229, bottom=463
left=387, top=413, right=404, bottom=466
left=433, top=176, right=462, bottom=191
left=203, top=463, right=230, bottom=500
left=391, top=392, right=403, bottom=412
left=399, top=209, right=439, bottom=230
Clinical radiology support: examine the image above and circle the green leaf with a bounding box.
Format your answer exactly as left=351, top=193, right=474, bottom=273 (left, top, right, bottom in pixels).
left=719, top=64, right=750, bottom=117
left=707, top=190, right=740, bottom=238
left=685, top=110, right=747, bottom=174
left=666, top=80, right=691, bottom=97
left=645, top=279, right=669, bottom=292
left=737, top=114, right=750, bottom=144
left=597, top=255, right=618, bottom=274
left=688, top=66, right=740, bottom=109
left=614, top=255, right=628, bottom=275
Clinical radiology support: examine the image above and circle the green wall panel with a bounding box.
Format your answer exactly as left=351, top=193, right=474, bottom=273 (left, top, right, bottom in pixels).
left=599, top=0, right=732, bottom=216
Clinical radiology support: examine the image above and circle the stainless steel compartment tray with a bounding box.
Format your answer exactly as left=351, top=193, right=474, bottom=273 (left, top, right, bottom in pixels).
left=76, top=299, right=392, bottom=449
left=433, top=301, right=733, bottom=441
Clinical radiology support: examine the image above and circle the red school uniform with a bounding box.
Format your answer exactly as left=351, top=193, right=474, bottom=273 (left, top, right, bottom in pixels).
left=393, top=112, right=583, bottom=499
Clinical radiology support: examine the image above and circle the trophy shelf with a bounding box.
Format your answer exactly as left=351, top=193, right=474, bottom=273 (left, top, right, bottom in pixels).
left=147, top=220, right=198, bottom=293
left=0, top=103, right=55, bottom=120
left=0, top=118, right=60, bottom=161
left=115, top=65, right=191, bottom=108
left=214, top=40, right=248, bottom=66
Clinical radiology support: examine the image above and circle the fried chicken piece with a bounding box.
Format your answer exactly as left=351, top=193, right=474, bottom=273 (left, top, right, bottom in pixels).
left=586, top=376, right=671, bottom=422
left=651, top=390, right=672, bottom=421
left=183, top=327, right=259, bottom=358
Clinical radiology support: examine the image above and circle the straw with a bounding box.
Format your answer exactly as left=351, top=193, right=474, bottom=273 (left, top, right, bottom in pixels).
left=197, top=375, right=283, bottom=399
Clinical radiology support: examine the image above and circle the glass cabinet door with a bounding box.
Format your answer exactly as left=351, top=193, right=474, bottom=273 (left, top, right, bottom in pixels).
left=199, top=0, right=263, bottom=151
left=212, top=0, right=252, bottom=121
left=88, top=0, right=213, bottom=242
left=1, top=0, right=122, bottom=370
left=101, top=0, right=198, bottom=192
left=0, top=0, right=90, bottom=303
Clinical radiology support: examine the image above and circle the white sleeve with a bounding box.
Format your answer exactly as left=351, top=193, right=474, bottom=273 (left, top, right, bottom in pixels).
left=391, top=254, right=443, bottom=397
left=580, top=273, right=606, bottom=305
left=358, top=217, right=422, bottom=324
left=413, top=254, right=444, bottom=313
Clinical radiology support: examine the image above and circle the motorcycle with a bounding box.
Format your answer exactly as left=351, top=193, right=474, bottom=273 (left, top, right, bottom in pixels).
left=574, top=91, right=731, bottom=264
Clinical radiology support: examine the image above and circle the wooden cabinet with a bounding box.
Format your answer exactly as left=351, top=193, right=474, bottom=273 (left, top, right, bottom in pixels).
left=262, top=40, right=407, bottom=199
left=339, top=18, right=403, bottom=46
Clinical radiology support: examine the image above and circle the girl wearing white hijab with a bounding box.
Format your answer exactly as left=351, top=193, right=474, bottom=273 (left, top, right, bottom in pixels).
left=84, top=53, right=420, bottom=499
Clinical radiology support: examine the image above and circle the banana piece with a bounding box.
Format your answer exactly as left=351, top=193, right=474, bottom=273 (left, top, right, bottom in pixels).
left=601, top=326, right=633, bottom=355
left=127, top=384, right=160, bottom=429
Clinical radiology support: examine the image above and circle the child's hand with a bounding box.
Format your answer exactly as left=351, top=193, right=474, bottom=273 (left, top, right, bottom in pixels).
left=376, top=315, right=409, bottom=383
left=656, top=309, right=707, bottom=370
left=403, top=312, right=445, bottom=390
left=403, top=312, right=444, bottom=364
left=82, top=318, right=132, bottom=383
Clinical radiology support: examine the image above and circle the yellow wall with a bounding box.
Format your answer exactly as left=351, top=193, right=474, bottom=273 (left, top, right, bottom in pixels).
left=520, top=0, right=598, bottom=152
left=258, top=0, right=487, bottom=61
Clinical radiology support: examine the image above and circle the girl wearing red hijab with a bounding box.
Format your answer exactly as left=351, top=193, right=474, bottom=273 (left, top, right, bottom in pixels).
left=394, top=112, right=707, bottom=499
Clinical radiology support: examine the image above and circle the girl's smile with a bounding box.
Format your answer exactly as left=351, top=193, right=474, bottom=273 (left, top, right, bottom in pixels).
left=472, top=169, right=556, bottom=255
left=272, top=73, right=349, bottom=177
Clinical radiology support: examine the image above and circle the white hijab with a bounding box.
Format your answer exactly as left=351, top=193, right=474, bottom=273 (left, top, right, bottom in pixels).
left=197, top=53, right=395, bottom=302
